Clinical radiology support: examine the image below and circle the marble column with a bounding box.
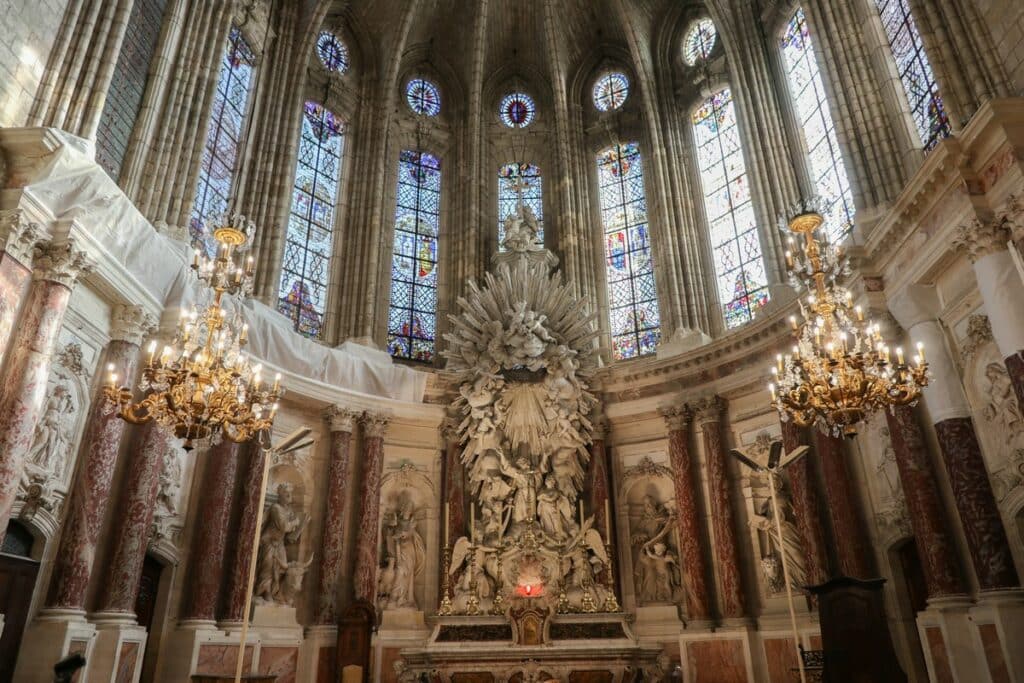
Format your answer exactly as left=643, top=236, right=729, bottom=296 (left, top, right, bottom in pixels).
left=222, top=444, right=262, bottom=625
left=660, top=405, right=712, bottom=622
left=0, top=209, right=43, bottom=370
left=780, top=420, right=828, bottom=586
left=587, top=414, right=612, bottom=545
left=180, top=441, right=241, bottom=623
left=441, top=416, right=465, bottom=549
left=94, top=422, right=172, bottom=615
left=0, top=241, right=91, bottom=542
left=314, top=406, right=358, bottom=625
left=352, top=413, right=388, bottom=604
left=695, top=397, right=746, bottom=619
left=814, top=432, right=873, bottom=580
left=45, top=305, right=154, bottom=612
left=890, top=285, right=1019, bottom=590
left=884, top=406, right=965, bottom=598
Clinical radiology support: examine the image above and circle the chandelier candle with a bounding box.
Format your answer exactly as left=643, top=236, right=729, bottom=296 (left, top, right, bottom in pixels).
left=769, top=202, right=930, bottom=436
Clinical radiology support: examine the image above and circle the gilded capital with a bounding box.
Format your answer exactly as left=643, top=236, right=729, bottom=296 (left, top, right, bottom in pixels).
left=953, top=217, right=1011, bottom=263
left=361, top=412, right=389, bottom=439
left=659, top=404, right=691, bottom=432
left=109, top=304, right=157, bottom=346
left=324, top=405, right=358, bottom=434
left=0, top=209, right=44, bottom=266
left=32, top=240, right=92, bottom=287
left=692, top=395, right=725, bottom=426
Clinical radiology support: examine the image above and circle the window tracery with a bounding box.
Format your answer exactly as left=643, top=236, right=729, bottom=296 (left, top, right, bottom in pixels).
left=593, top=72, right=630, bottom=112
left=499, top=92, right=536, bottom=128
left=597, top=142, right=661, bottom=360
left=683, top=18, right=717, bottom=66
left=316, top=31, right=349, bottom=73
left=692, top=87, right=768, bottom=329
left=406, top=78, right=441, bottom=117
left=498, top=163, right=543, bottom=248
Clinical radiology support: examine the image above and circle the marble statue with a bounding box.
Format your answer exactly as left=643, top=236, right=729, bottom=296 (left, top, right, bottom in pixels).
left=27, top=382, right=75, bottom=474
left=378, top=499, right=426, bottom=609
left=536, top=475, right=573, bottom=540
left=631, top=495, right=681, bottom=604
left=983, top=361, right=1022, bottom=439
left=151, top=449, right=182, bottom=541
left=254, top=483, right=309, bottom=604
left=750, top=476, right=806, bottom=591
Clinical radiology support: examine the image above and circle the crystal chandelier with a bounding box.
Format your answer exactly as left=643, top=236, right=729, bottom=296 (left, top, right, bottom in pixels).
left=768, top=200, right=929, bottom=437
left=105, top=214, right=283, bottom=450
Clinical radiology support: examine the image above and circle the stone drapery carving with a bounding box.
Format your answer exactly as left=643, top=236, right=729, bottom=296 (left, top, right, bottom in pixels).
left=981, top=361, right=1022, bottom=438
left=630, top=495, right=681, bottom=605
left=254, top=483, right=311, bottom=606
left=151, top=448, right=182, bottom=542
left=377, top=496, right=426, bottom=609
left=749, top=474, right=806, bottom=594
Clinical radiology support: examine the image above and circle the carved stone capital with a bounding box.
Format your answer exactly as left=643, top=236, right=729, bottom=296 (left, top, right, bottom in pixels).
left=0, top=209, right=45, bottom=266
left=1001, top=194, right=1024, bottom=244
left=960, top=314, right=993, bottom=361
left=659, top=404, right=691, bottom=432
left=323, top=405, right=358, bottom=434
left=110, top=304, right=157, bottom=346
left=361, top=412, right=389, bottom=439
left=32, top=240, right=92, bottom=287
left=692, top=396, right=725, bottom=426
left=954, top=218, right=1011, bottom=263
left=592, top=412, right=610, bottom=438
left=440, top=415, right=460, bottom=443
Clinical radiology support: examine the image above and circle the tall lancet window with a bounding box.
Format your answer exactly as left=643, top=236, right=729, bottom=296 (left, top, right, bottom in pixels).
left=874, top=0, right=950, bottom=150
left=388, top=151, right=441, bottom=362
left=693, top=87, right=768, bottom=329
left=277, top=102, right=345, bottom=339
left=780, top=7, right=855, bottom=243
left=597, top=142, right=661, bottom=360
left=189, top=27, right=256, bottom=251
left=498, top=163, right=543, bottom=248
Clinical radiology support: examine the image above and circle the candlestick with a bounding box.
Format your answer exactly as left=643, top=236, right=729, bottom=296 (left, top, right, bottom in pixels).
left=604, top=499, right=611, bottom=540
left=444, top=504, right=450, bottom=548
left=579, top=501, right=584, bottom=530
left=470, top=504, right=475, bottom=540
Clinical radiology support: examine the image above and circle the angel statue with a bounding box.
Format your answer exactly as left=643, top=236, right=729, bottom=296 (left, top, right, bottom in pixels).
left=378, top=498, right=426, bottom=609
left=449, top=529, right=498, bottom=599
left=501, top=203, right=541, bottom=252
left=637, top=543, right=680, bottom=603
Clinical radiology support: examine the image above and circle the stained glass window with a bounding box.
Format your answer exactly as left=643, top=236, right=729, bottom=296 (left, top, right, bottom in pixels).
left=406, top=78, right=441, bottom=116
left=597, top=142, right=661, bottom=360
left=593, top=72, right=630, bottom=112
left=276, top=102, right=345, bottom=339
left=780, top=7, right=855, bottom=243
left=498, top=163, right=543, bottom=248
left=499, top=92, right=536, bottom=128
left=875, top=0, right=950, bottom=150
left=692, top=87, right=768, bottom=329
left=683, top=19, right=717, bottom=66
left=189, top=27, right=255, bottom=253
left=388, top=151, right=441, bottom=362
left=316, top=31, right=349, bottom=73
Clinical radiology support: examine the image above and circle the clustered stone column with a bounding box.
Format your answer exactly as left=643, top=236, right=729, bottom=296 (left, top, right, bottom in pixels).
left=180, top=441, right=242, bottom=624
left=813, top=432, right=873, bottom=579
left=779, top=420, right=828, bottom=586
left=695, top=397, right=746, bottom=619
left=659, top=405, right=712, bottom=622
left=314, top=406, right=358, bottom=625
left=0, top=240, right=92, bottom=542
left=95, top=422, right=172, bottom=615
left=222, top=444, right=263, bottom=626
left=45, top=304, right=154, bottom=612
left=0, top=210, right=43, bottom=369
left=352, top=413, right=388, bottom=604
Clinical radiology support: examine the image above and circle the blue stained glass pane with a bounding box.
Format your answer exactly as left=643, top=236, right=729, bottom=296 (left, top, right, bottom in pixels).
left=593, top=72, right=630, bottom=112
left=276, top=100, right=345, bottom=339
left=692, top=86, right=769, bottom=328
left=683, top=18, right=718, bottom=66
left=497, top=162, right=544, bottom=248
left=406, top=78, right=441, bottom=116
left=316, top=31, right=349, bottom=73
left=597, top=142, right=661, bottom=360
left=499, top=92, right=536, bottom=128
left=189, top=27, right=255, bottom=254
left=389, top=149, right=441, bottom=362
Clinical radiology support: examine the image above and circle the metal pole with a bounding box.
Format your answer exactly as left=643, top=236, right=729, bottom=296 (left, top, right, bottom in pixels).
left=769, top=469, right=807, bottom=683
left=233, top=448, right=273, bottom=683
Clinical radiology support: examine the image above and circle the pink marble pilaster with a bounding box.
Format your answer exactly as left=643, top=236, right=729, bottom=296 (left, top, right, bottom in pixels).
left=47, top=305, right=152, bottom=610
left=96, top=421, right=171, bottom=613
left=933, top=417, right=1019, bottom=590
left=660, top=405, right=712, bottom=621
left=352, top=414, right=388, bottom=604
left=0, top=241, right=90, bottom=543
left=781, top=420, right=828, bottom=586
left=181, top=441, right=242, bottom=622
left=314, top=407, right=357, bottom=624
left=884, top=406, right=965, bottom=598
left=814, top=431, right=873, bottom=580
left=221, top=444, right=262, bottom=624
left=695, top=397, right=746, bottom=619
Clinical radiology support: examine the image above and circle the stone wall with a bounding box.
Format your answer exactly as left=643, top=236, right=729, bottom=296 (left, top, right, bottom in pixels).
left=977, top=0, right=1024, bottom=95
left=0, top=0, right=70, bottom=127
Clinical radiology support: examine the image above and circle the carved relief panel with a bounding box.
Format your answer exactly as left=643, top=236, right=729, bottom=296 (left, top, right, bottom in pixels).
left=378, top=459, right=433, bottom=611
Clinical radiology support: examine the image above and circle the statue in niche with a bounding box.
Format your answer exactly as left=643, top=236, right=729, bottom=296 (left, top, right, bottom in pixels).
left=254, top=483, right=309, bottom=605
left=27, top=382, right=75, bottom=474
left=750, top=475, right=806, bottom=592
left=982, top=362, right=1022, bottom=439
left=151, top=449, right=182, bottom=541
left=631, top=495, right=681, bottom=604
left=377, top=497, right=426, bottom=609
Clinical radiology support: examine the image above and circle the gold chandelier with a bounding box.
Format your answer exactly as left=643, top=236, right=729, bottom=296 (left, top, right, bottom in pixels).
left=768, top=201, right=929, bottom=437
left=105, top=214, right=282, bottom=450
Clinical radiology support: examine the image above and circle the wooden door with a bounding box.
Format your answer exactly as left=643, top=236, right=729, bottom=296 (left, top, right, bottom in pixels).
left=0, top=551, right=41, bottom=683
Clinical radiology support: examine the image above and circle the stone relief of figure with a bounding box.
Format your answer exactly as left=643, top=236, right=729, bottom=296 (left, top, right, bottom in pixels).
left=750, top=476, right=806, bottom=592
left=254, top=483, right=309, bottom=605
left=151, top=449, right=183, bottom=540
left=631, top=494, right=680, bottom=604
left=982, top=362, right=1022, bottom=440
left=378, top=497, right=427, bottom=609
left=26, top=382, right=75, bottom=475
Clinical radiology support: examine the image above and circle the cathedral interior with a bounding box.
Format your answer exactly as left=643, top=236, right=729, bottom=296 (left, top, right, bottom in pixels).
left=2, top=0, right=1024, bottom=682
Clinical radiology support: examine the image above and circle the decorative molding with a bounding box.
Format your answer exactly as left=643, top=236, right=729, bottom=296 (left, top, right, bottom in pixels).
left=960, top=315, right=994, bottom=361
left=381, top=459, right=435, bottom=493
left=622, top=455, right=673, bottom=483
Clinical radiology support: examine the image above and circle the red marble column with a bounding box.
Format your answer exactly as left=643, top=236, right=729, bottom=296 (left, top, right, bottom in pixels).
left=181, top=441, right=241, bottom=623
left=587, top=415, right=612, bottom=545
left=660, top=405, right=712, bottom=621
left=814, top=432, right=873, bottom=580
left=0, top=209, right=42, bottom=369
left=222, top=444, right=262, bottom=624
left=933, top=417, right=1019, bottom=590
left=885, top=406, right=965, bottom=598
left=314, top=406, right=357, bottom=625
left=352, top=413, right=388, bottom=604
left=780, top=420, right=828, bottom=586
left=95, top=421, right=172, bottom=613
left=46, top=305, right=152, bottom=611
left=695, top=397, right=746, bottom=619
left=0, top=241, right=91, bottom=543
left=1004, top=353, right=1024, bottom=412
left=441, top=417, right=465, bottom=546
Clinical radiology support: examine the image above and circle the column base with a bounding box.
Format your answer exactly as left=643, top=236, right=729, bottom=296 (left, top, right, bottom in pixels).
left=14, top=611, right=96, bottom=683
left=918, top=595, right=987, bottom=683
left=633, top=604, right=684, bottom=640
left=971, top=588, right=1024, bottom=682
left=679, top=622, right=757, bottom=683
left=86, top=614, right=148, bottom=683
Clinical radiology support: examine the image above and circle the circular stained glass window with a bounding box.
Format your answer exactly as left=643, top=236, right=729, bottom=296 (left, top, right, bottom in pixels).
left=593, top=71, right=630, bottom=111
left=406, top=78, right=441, bottom=116
left=499, top=92, right=536, bottom=128
left=683, top=18, right=717, bottom=66
left=316, top=31, right=349, bottom=73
